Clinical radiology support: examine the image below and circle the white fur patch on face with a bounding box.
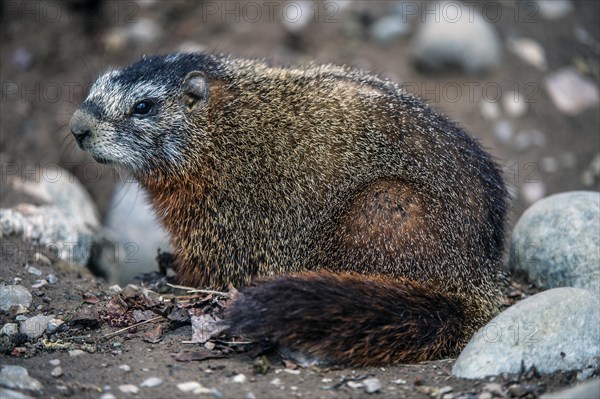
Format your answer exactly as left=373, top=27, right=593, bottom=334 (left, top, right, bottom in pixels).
left=88, top=70, right=125, bottom=118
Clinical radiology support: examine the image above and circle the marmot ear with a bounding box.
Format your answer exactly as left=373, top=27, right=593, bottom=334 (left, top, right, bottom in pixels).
left=182, top=71, right=209, bottom=112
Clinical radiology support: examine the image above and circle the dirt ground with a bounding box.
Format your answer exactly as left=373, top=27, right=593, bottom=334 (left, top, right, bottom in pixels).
left=1, top=0, right=599, bottom=398
left=0, top=235, right=586, bottom=398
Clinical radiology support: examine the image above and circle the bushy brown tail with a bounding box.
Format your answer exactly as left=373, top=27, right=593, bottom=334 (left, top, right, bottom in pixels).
left=227, top=272, right=468, bottom=366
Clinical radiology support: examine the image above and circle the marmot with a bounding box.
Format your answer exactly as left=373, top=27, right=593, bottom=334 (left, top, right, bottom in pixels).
left=70, top=52, right=508, bottom=366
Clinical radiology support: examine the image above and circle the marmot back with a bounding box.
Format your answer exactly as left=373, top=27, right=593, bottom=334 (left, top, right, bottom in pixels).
left=70, top=53, right=508, bottom=366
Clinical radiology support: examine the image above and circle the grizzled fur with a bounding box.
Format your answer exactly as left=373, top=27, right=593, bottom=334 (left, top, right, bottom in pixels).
left=71, top=52, right=508, bottom=366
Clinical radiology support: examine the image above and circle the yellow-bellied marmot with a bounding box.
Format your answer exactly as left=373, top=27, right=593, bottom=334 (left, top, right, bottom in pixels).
left=70, top=52, right=508, bottom=366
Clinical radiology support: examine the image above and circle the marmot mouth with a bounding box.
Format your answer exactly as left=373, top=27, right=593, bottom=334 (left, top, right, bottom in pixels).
left=91, top=154, right=112, bottom=165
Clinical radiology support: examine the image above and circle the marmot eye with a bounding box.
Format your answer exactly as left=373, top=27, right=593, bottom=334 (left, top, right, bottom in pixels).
left=132, top=99, right=155, bottom=116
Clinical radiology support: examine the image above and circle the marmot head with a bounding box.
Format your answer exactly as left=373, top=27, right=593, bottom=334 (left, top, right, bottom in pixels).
left=70, top=53, right=222, bottom=175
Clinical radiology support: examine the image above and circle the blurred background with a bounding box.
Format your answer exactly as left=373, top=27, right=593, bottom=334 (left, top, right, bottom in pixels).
left=1, top=0, right=598, bottom=283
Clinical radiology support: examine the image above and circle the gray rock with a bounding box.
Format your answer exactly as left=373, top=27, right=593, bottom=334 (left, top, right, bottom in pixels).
left=50, top=367, right=62, bottom=378
left=1, top=323, right=19, bottom=337
left=545, top=68, right=600, bottom=115
left=1, top=168, right=100, bottom=266
left=493, top=120, right=513, bottom=144
left=411, top=1, right=501, bottom=74
left=453, top=287, right=600, bottom=379
left=140, top=377, right=163, bottom=388
left=47, top=318, right=64, bottom=334
left=0, top=388, right=35, bottom=399
left=100, top=181, right=172, bottom=283
left=104, top=18, right=162, bottom=52
left=26, top=266, right=41, bottom=276
left=0, top=365, right=43, bottom=392
left=370, top=15, right=411, bottom=43
left=281, top=0, right=313, bottom=33
left=118, top=384, right=139, bottom=394
left=0, top=285, right=32, bottom=312
left=502, top=91, right=528, bottom=118
left=363, top=378, right=382, bottom=393
left=541, top=378, right=599, bottom=399
left=535, top=0, right=573, bottom=20
left=20, top=315, right=53, bottom=340
left=509, top=191, right=600, bottom=293
left=519, top=180, right=546, bottom=205
left=507, top=37, right=547, bottom=71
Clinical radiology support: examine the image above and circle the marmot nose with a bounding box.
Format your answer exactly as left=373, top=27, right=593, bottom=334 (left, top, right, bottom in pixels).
left=70, top=110, right=93, bottom=144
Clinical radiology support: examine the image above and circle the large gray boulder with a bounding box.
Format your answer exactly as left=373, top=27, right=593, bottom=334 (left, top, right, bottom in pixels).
left=99, top=181, right=171, bottom=283
left=453, top=287, right=600, bottom=379
left=509, top=191, right=600, bottom=293
left=411, top=0, right=502, bottom=74
left=1, top=167, right=100, bottom=266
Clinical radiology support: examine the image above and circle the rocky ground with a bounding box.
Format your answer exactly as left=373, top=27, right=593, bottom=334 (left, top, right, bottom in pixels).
left=0, top=233, right=596, bottom=399
left=1, top=0, right=599, bottom=398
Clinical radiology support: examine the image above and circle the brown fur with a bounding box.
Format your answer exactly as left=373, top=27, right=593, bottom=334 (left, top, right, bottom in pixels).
left=70, top=53, right=508, bottom=366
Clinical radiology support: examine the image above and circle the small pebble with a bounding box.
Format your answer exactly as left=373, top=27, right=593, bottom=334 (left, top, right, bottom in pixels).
left=1, top=323, right=19, bottom=337
left=69, top=350, right=85, bottom=357
left=370, top=15, right=411, bottom=43
left=502, top=91, right=528, bottom=118
left=480, top=101, right=501, bottom=121
left=109, top=285, right=122, bottom=293
left=46, top=274, right=59, bottom=285
left=31, top=280, right=48, bottom=289
left=545, top=68, right=599, bottom=115
left=140, top=377, right=163, bottom=387
left=11, top=47, right=33, bottom=70
left=540, top=157, right=559, bottom=174
left=560, top=152, right=577, bottom=169
left=284, top=368, right=300, bottom=375
left=521, top=180, right=546, bottom=204
left=118, top=364, right=131, bottom=373
left=363, top=378, right=382, bottom=393
left=177, top=381, right=211, bottom=394
left=392, top=378, right=407, bottom=384
left=26, top=266, right=42, bottom=276
left=49, top=359, right=60, bottom=366
left=47, top=318, right=64, bottom=334
left=233, top=374, right=247, bottom=383
left=244, top=393, right=257, bottom=399
left=536, top=0, right=573, bottom=20
left=508, top=384, right=526, bottom=397
left=493, top=120, right=513, bottom=144
left=581, top=170, right=595, bottom=187
left=270, top=378, right=283, bottom=387
left=100, top=394, right=117, bottom=399
left=484, top=382, right=505, bottom=395
left=51, top=367, right=62, bottom=378
left=347, top=381, right=363, bottom=389
left=507, top=37, right=547, bottom=70
left=118, top=384, right=139, bottom=394
left=281, top=0, right=313, bottom=33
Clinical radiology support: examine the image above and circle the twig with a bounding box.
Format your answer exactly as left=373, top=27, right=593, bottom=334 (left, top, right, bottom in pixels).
left=166, top=283, right=229, bottom=297
left=99, top=316, right=164, bottom=340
